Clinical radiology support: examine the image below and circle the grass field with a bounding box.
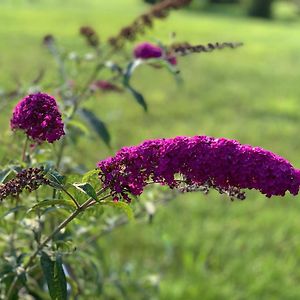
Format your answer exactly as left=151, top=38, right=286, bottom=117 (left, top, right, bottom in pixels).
left=2, top=0, right=300, bottom=299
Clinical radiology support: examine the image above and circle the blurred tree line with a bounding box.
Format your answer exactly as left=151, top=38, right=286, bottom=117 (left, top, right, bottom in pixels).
left=144, top=0, right=300, bottom=19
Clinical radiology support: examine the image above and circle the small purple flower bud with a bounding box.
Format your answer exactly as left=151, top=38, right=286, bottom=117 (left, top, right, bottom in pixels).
left=10, top=93, right=65, bottom=143
left=166, top=54, right=177, bottom=65
left=134, top=42, right=163, bottom=59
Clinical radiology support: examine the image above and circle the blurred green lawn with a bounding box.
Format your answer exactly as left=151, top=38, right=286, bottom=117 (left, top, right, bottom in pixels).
left=2, top=0, right=300, bottom=299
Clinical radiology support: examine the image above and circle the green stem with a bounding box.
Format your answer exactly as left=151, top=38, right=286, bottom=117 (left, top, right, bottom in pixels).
left=55, top=137, right=67, bottom=170
left=22, top=137, right=29, bottom=162
left=60, top=186, right=80, bottom=208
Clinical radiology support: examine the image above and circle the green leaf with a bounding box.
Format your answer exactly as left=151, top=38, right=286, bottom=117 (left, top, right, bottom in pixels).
left=82, top=169, right=99, bottom=183
left=1, top=206, right=27, bottom=219
left=124, top=60, right=141, bottom=79
left=0, top=168, right=11, bottom=183
left=126, top=86, right=148, bottom=112
left=0, top=164, right=24, bottom=183
left=67, top=119, right=90, bottom=135
left=54, top=255, right=67, bottom=300
left=28, top=199, right=76, bottom=213
left=123, top=61, right=147, bottom=112
left=9, top=165, right=23, bottom=173
left=72, top=182, right=98, bottom=201
left=79, top=108, right=111, bottom=148
left=40, top=252, right=56, bottom=299
left=46, top=169, right=65, bottom=188
left=40, top=252, right=67, bottom=300
left=104, top=201, right=134, bottom=221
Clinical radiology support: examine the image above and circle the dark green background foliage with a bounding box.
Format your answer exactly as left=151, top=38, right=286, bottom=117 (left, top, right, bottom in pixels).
left=248, top=0, right=275, bottom=18
left=1, top=0, right=300, bottom=299
left=154, top=0, right=298, bottom=19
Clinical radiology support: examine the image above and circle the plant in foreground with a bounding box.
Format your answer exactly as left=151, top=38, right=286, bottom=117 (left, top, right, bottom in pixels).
left=4, top=135, right=300, bottom=298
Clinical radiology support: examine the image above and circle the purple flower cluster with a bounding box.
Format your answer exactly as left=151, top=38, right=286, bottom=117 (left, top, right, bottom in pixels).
left=98, top=136, right=300, bottom=201
left=11, top=93, right=65, bottom=143
left=133, top=42, right=178, bottom=65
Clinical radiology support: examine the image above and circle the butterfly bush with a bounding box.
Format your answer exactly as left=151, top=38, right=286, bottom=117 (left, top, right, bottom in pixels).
left=98, top=136, right=300, bottom=201
left=10, top=93, right=65, bottom=143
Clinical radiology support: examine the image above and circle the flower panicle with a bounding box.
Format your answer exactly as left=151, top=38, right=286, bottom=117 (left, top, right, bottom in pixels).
left=10, top=93, right=65, bottom=143
left=0, top=167, right=50, bottom=201
left=171, top=41, right=243, bottom=56
left=108, top=0, right=192, bottom=49
left=97, top=136, right=300, bottom=202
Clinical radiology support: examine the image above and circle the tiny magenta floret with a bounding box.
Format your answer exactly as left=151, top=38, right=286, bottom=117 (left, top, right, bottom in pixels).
left=98, top=136, right=300, bottom=201
left=10, top=93, right=65, bottom=143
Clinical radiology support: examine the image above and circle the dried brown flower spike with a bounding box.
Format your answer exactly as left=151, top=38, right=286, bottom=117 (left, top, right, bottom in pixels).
left=0, top=167, right=50, bottom=201
left=108, top=0, right=192, bottom=49
left=80, top=26, right=99, bottom=48
left=171, top=41, right=244, bottom=56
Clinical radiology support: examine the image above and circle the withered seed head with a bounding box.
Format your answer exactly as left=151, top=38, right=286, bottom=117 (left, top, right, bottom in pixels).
left=171, top=41, right=243, bottom=56
left=0, top=167, right=50, bottom=201
left=43, top=34, right=55, bottom=46
left=80, top=26, right=99, bottom=47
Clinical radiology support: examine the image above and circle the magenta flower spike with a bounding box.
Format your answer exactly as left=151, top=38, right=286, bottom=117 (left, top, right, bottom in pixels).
left=98, top=136, right=300, bottom=201
left=11, top=93, right=65, bottom=143
left=134, top=42, right=163, bottom=59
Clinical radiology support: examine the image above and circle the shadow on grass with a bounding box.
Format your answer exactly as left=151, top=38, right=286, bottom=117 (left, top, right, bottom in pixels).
left=186, top=2, right=300, bottom=24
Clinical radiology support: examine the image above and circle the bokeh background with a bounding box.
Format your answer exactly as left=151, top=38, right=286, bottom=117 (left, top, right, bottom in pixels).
left=1, top=0, right=300, bottom=299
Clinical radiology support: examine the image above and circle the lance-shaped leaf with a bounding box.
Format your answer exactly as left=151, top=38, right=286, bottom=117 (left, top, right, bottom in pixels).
left=78, top=108, right=111, bottom=148
left=67, top=119, right=90, bottom=135
left=28, top=199, right=76, bottom=213
left=0, top=168, right=11, bottom=183
left=72, top=182, right=98, bottom=201
left=123, top=61, right=147, bottom=112
left=46, top=169, right=65, bottom=188
left=40, top=252, right=67, bottom=300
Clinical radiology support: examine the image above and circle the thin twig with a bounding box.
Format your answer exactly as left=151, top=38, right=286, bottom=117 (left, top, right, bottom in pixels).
left=60, top=186, right=80, bottom=208
left=22, top=137, right=29, bottom=162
